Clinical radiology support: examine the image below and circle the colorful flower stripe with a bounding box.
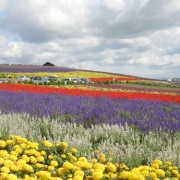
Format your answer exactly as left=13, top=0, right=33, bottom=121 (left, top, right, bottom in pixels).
left=0, top=83, right=180, bottom=103
left=89, top=77, right=137, bottom=82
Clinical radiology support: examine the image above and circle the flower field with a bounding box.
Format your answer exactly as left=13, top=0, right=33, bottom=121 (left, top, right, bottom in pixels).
left=0, top=70, right=180, bottom=179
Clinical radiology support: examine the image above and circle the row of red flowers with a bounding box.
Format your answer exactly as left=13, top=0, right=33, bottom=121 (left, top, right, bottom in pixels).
left=0, top=83, right=180, bottom=103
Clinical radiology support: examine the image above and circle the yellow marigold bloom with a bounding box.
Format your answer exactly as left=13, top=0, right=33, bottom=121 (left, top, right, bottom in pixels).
left=71, top=148, right=78, bottom=154
left=61, top=154, right=66, bottom=159
left=137, top=174, right=145, bottom=180
left=48, top=155, right=53, bottom=159
left=61, top=141, right=68, bottom=148
left=139, top=165, right=151, bottom=172
left=6, top=139, right=14, bottom=145
left=34, top=151, right=41, bottom=157
left=1, top=166, right=10, bottom=173
left=92, top=171, right=103, bottom=180
left=172, top=169, right=179, bottom=175
left=10, top=164, right=20, bottom=172
left=43, top=140, right=53, bottom=147
left=83, top=162, right=92, bottom=169
left=0, top=140, right=6, bottom=148
left=50, top=160, right=58, bottom=167
left=151, top=163, right=159, bottom=169
left=36, top=155, right=44, bottom=163
left=74, top=161, right=85, bottom=168
left=40, top=150, right=46, bottom=156
left=36, top=163, right=45, bottom=169
left=73, top=175, right=83, bottom=180
left=48, top=165, right=55, bottom=171
left=127, top=172, right=138, bottom=180
left=15, top=148, right=23, bottom=155
left=155, top=169, right=165, bottom=178
left=92, top=158, right=97, bottom=163
left=56, top=168, right=67, bottom=176
left=74, top=170, right=84, bottom=177
left=100, top=157, right=106, bottom=163
left=0, top=157, right=4, bottom=165
left=9, top=154, right=18, bottom=161
left=3, top=159, right=14, bottom=167
left=28, top=149, right=36, bottom=156
left=106, top=162, right=116, bottom=172
left=78, top=157, right=88, bottom=162
left=13, top=144, right=20, bottom=149
left=22, top=155, right=30, bottom=162
left=7, top=174, right=18, bottom=180
left=27, top=142, right=39, bottom=150
left=140, top=170, right=149, bottom=177
left=17, top=159, right=26, bottom=167
left=153, top=159, right=162, bottom=166
left=149, top=171, right=157, bottom=179
left=22, top=164, right=34, bottom=173
left=36, top=171, right=51, bottom=179
left=165, top=161, right=172, bottom=166
left=63, top=161, right=74, bottom=170
left=93, top=163, right=105, bottom=172
left=29, top=156, right=37, bottom=164
left=20, top=143, right=27, bottom=148
left=119, top=171, right=130, bottom=179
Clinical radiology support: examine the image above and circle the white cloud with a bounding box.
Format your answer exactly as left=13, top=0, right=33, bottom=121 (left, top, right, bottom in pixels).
left=0, top=0, right=180, bottom=78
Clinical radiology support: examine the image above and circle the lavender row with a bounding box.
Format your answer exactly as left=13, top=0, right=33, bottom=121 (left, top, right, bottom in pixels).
left=84, top=84, right=180, bottom=94
left=0, top=65, right=82, bottom=73
left=0, top=91, right=180, bottom=135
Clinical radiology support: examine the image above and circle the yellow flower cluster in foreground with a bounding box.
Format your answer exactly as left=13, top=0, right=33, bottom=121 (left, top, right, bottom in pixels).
left=0, top=136, right=179, bottom=180
left=0, top=71, right=124, bottom=79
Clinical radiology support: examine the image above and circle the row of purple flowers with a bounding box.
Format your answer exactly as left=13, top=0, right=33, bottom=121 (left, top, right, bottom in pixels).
left=0, top=90, right=180, bottom=135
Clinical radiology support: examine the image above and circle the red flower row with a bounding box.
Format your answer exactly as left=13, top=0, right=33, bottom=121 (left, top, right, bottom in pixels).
left=0, top=83, right=180, bottom=103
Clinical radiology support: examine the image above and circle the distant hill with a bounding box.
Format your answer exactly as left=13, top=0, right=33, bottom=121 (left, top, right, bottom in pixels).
left=0, top=64, right=164, bottom=81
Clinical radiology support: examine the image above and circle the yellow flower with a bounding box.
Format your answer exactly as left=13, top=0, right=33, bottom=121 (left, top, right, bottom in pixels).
left=127, top=172, right=138, bottom=180
left=61, top=154, right=66, bottom=159
left=56, top=168, right=67, bottom=176
left=119, top=171, right=130, bottom=179
left=29, top=156, right=37, bottom=164
left=6, top=139, right=14, bottom=145
left=36, top=163, right=45, bottom=169
left=92, top=171, right=103, bottom=180
left=74, top=170, right=84, bottom=177
left=36, top=156, right=44, bottom=163
left=71, top=148, right=78, bottom=154
left=22, top=155, right=30, bottom=162
left=165, top=161, right=172, bottom=166
left=0, top=157, right=4, bottom=165
left=73, top=175, right=83, bottom=180
left=106, top=162, right=116, bottom=172
left=151, top=163, right=159, bottom=169
left=22, top=164, right=34, bottom=173
left=61, top=141, right=68, bottom=148
left=1, top=166, right=10, bottom=173
left=10, top=164, right=20, bottom=172
left=48, top=155, right=53, bottom=159
left=3, top=159, right=14, bottom=168
left=152, top=159, right=162, bottom=166
left=36, top=171, right=51, bottom=179
left=63, top=161, right=74, bottom=170
left=50, top=160, right=59, bottom=167
left=48, top=165, right=55, bottom=171
left=93, top=163, right=105, bottom=172
left=0, top=140, right=6, bottom=148
left=155, top=169, right=165, bottom=178
left=40, top=150, right=46, bottom=155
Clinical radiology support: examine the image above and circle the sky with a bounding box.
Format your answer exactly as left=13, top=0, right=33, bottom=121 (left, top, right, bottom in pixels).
left=0, top=0, right=180, bottom=79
